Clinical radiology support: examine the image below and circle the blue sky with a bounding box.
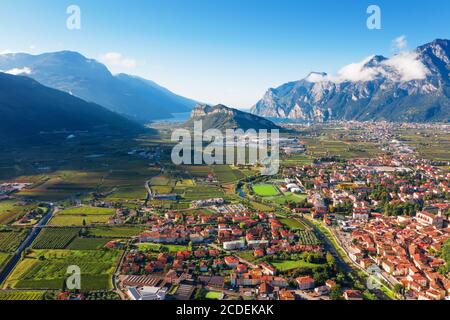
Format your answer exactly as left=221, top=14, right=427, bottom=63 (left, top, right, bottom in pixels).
left=0, top=0, right=449, bottom=108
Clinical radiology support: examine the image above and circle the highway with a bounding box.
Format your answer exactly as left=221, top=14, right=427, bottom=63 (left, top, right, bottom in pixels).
left=0, top=206, right=54, bottom=287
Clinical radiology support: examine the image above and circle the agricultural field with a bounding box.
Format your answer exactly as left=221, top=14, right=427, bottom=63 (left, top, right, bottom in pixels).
left=0, top=200, right=38, bottom=225
left=398, top=129, right=450, bottom=162
left=58, top=207, right=116, bottom=216
left=0, top=228, right=28, bottom=252
left=182, top=165, right=211, bottom=178
left=297, top=231, right=321, bottom=245
left=205, top=291, right=223, bottom=300
left=49, top=215, right=111, bottom=227
left=279, top=218, right=308, bottom=231
left=136, top=243, right=190, bottom=253
left=5, top=249, right=122, bottom=290
left=150, top=175, right=171, bottom=186
left=248, top=201, right=275, bottom=212
left=0, top=291, right=46, bottom=300
left=103, top=185, right=147, bottom=201
left=15, top=171, right=105, bottom=201
left=212, top=165, right=245, bottom=184
left=263, top=192, right=307, bottom=206
left=87, top=226, right=144, bottom=238
left=66, top=237, right=111, bottom=250
left=281, top=154, right=313, bottom=166
left=0, top=252, right=11, bottom=270
left=176, top=179, right=195, bottom=187
left=252, top=184, right=280, bottom=197
left=32, top=228, right=80, bottom=249
left=182, top=185, right=224, bottom=200
left=302, top=136, right=380, bottom=159
left=272, top=260, right=323, bottom=272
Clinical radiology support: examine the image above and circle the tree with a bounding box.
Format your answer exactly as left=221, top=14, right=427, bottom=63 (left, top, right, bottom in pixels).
left=326, top=252, right=336, bottom=269
left=330, top=285, right=342, bottom=300
left=393, top=283, right=405, bottom=296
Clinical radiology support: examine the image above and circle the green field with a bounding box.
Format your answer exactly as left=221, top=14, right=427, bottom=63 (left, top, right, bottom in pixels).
left=0, top=200, right=38, bottom=225
left=0, top=291, right=46, bottom=300
left=136, top=243, right=189, bottom=253
left=303, top=136, right=381, bottom=159
left=5, top=249, right=122, bottom=290
left=265, top=193, right=307, bottom=206
left=49, top=215, right=111, bottom=227
left=252, top=184, right=280, bottom=197
left=272, top=260, right=323, bottom=272
left=15, top=171, right=105, bottom=201
left=279, top=218, right=308, bottom=230
left=0, top=228, right=28, bottom=252
left=297, top=230, right=321, bottom=245
left=212, top=165, right=245, bottom=184
left=67, top=238, right=111, bottom=250
left=32, top=228, right=80, bottom=249
left=205, top=291, right=223, bottom=300
left=0, top=252, right=11, bottom=270
left=182, top=185, right=224, bottom=200
left=87, top=226, right=144, bottom=238
left=58, top=207, right=116, bottom=216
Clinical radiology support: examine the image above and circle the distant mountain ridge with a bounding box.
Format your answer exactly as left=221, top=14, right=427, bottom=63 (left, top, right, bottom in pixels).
left=251, top=39, right=450, bottom=123
left=185, top=104, right=281, bottom=131
left=0, top=72, right=142, bottom=143
left=0, top=51, right=197, bottom=123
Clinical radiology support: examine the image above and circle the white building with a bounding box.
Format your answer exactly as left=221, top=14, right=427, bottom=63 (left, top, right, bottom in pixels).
left=416, top=211, right=444, bottom=229
left=127, top=286, right=167, bottom=301
left=223, top=240, right=246, bottom=251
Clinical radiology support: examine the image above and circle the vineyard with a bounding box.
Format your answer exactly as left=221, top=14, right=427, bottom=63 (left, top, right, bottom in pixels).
left=297, top=230, right=321, bottom=246
left=0, top=228, right=28, bottom=252
left=0, top=291, right=45, bottom=300
left=32, top=228, right=80, bottom=249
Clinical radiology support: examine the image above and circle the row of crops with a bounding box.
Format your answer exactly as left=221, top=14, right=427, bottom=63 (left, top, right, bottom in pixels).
left=0, top=291, right=45, bottom=300
left=297, top=230, right=321, bottom=246
left=32, top=228, right=81, bottom=249
left=0, top=228, right=28, bottom=252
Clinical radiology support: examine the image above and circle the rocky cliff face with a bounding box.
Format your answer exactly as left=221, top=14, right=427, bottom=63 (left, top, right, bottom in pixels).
left=251, top=39, right=450, bottom=123
left=186, top=104, right=281, bottom=131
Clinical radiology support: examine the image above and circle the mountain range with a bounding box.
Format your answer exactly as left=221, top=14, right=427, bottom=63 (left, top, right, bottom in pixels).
left=251, top=39, right=450, bottom=123
left=0, top=51, right=197, bottom=123
left=0, top=72, right=141, bottom=144
left=185, top=104, right=281, bottom=131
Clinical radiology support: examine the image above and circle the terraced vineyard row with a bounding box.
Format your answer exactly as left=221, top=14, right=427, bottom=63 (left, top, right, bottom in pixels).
left=0, top=228, right=28, bottom=252
left=0, top=291, right=45, bottom=300
left=297, top=230, right=321, bottom=246
left=32, top=228, right=80, bottom=249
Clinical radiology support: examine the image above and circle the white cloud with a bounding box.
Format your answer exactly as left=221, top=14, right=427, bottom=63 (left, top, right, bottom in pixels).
left=99, top=52, right=137, bottom=70
left=4, top=67, right=32, bottom=75
left=309, top=51, right=428, bottom=84
left=0, top=49, right=14, bottom=55
left=382, top=51, right=429, bottom=81
left=305, top=72, right=328, bottom=83
left=331, top=55, right=380, bottom=82
left=392, top=35, right=408, bottom=52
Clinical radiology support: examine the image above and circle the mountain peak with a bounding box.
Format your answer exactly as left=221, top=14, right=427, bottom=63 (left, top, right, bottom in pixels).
left=363, top=55, right=388, bottom=68
left=252, top=39, right=450, bottom=123
left=305, top=72, right=328, bottom=83
left=0, top=50, right=197, bottom=122
left=187, top=104, right=280, bottom=131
